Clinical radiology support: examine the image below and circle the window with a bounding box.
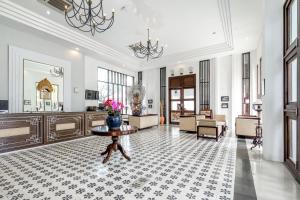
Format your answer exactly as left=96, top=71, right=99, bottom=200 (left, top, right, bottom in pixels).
left=98, top=67, right=134, bottom=114
left=160, top=67, right=166, bottom=124
left=199, top=60, right=210, bottom=110
left=242, top=52, right=251, bottom=115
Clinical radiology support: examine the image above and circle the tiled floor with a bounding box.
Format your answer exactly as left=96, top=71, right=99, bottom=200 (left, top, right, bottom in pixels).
left=0, top=126, right=236, bottom=200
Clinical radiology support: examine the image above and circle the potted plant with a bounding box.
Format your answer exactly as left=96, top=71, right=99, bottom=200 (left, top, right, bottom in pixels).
left=104, top=99, right=124, bottom=130
left=160, top=101, right=165, bottom=125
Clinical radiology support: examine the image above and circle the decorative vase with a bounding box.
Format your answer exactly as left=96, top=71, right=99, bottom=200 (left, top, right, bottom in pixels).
left=106, top=115, right=122, bottom=130
left=160, top=116, right=165, bottom=125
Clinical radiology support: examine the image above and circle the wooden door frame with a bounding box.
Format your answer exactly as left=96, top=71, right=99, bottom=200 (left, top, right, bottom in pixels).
left=283, top=0, right=300, bottom=182
left=168, top=74, right=196, bottom=124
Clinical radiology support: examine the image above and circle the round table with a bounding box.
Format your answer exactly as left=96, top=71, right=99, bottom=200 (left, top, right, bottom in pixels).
left=91, top=125, right=138, bottom=163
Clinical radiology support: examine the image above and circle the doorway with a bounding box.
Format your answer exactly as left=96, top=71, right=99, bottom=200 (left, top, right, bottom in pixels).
left=169, top=74, right=196, bottom=124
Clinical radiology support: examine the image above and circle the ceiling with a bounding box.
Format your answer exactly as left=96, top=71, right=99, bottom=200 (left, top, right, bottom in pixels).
left=2, top=0, right=263, bottom=70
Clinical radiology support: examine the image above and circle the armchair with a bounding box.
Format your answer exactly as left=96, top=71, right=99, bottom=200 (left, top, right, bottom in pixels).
left=197, top=119, right=224, bottom=141
left=179, top=115, right=205, bottom=132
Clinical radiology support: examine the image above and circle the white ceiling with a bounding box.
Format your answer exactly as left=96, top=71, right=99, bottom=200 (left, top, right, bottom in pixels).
left=3, top=0, right=263, bottom=69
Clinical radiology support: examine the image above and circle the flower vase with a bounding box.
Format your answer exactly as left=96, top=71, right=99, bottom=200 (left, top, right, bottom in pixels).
left=106, top=115, right=122, bottom=130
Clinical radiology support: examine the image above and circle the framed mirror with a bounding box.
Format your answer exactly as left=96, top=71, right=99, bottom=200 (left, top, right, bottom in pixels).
left=23, top=60, right=64, bottom=112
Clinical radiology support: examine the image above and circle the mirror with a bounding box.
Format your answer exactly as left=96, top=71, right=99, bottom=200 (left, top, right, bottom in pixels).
left=23, top=59, right=64, bottom=112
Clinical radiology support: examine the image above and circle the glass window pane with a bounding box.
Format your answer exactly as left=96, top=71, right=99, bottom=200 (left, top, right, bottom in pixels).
left=288, top=58, right=297, bottom=102
left=289, top=119, right=297, bottom=163
left=114, top=85, right=118, bottom=100
left=184, top=89, right=194, bottom=99
left=290, top=0, right=298, bottom=44
left=127, top=76, right=133, bottom=86
left=123, top=86, right=126, bottom=105
left=171, top=101, right=181, bottom=111
left=171, top=89, right=181, bottom=100
left=184, top=101, right=194, bottom=111
left=118, top=85, right=122, bottom=101
left=108, top=83, right=113, bottom=99
left=98, top=82, right=108, bottom=102
left=98, top=68, right=108, bottom=82
left=170, top=112, right=180, bottom=123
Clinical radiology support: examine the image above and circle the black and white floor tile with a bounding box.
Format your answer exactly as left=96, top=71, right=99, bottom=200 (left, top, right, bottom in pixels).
left=0, top=126, right=236, bottom=200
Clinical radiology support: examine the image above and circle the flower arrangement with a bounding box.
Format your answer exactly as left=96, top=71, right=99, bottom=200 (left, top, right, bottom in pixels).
left=104, top=99, right=124, bottom=116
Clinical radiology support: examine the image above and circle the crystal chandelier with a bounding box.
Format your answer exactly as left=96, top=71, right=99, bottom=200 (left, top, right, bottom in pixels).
left=129, top=28, right=164, bottom=61
left=64, top=0, right=115, bottom=36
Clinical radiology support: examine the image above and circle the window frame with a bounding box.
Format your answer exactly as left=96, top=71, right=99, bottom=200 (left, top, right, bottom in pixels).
left=97, top=67, right=134, bottom=114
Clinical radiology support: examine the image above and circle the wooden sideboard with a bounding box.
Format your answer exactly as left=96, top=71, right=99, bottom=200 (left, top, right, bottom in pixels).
left=0, top=113, right=43, bottom=153
left=0, top=111, right=107, bottom=153
left=85, top=112, right=106, bottom=136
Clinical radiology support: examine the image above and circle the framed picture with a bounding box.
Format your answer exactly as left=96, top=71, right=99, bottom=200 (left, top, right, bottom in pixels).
left=148, top=99, right=153, bottom=104
left=148, top=104, right=152, bottom=109
left=24, top=100, right=31, bottom=105
left=221, top=103, right=228, bottom=109
left=221, top=96, right=229, bottom=102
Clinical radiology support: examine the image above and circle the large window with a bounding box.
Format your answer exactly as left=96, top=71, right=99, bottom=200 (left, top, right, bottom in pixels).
left=98, top=67, right=134, bottom=114
left=199, top=60, right=210, bottom=110
left=242, top=52, right=251, bottom=115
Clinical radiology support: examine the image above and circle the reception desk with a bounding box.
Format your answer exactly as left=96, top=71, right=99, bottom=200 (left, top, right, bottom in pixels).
left=0, top=111, right=106, bottom=153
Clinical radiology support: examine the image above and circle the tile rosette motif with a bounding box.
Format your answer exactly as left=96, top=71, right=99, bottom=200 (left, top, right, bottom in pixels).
left=0, top=126, right=236, bottom=200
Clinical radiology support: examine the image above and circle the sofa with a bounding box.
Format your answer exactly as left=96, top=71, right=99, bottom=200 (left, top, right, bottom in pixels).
left=235, top=115, right=259, bottom=137
left=179, top=115, right=206, bottom=132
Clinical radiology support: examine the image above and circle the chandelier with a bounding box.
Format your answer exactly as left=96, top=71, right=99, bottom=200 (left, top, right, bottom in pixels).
left=129, top=28, right=164, bottom=61
left=64, top=0, right=115, bottom=36
left=50, top=67, right=64, bottom=78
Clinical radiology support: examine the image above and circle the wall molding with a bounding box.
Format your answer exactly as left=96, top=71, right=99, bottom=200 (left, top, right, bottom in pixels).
left=0, top=0, right=140, bottom=70
left=9, top=46, right=71, bottom=113
left=1, top=0, right=234, bottom=70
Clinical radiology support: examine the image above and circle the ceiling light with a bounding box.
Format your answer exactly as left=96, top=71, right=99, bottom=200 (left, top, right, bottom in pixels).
left=129, top=28, right=164, bottom=61
left=46, top=10, right=51, bottom=15
left=75, top=47, right=80, bottom=51
left=64, top=1, right=115, bottom=36
left=245, top=37, right=249, bottom=40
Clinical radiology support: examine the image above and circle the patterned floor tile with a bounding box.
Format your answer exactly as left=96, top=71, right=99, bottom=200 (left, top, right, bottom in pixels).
left=0, top=126, right=236, bottom=200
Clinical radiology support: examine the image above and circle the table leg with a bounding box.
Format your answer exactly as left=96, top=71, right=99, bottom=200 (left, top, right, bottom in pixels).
left=103, top=145, right=113, bottom=164
left=101, top=136, right=131, bottom=163
left=117, top=143, right=131, bottom=161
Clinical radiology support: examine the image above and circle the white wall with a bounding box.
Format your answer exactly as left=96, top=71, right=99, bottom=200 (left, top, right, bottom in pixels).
left=215, top=55, right=233, bottom=129
left=0, top=23, right=85, bottom=111
left=142, top=68, right=160, bottom=115
left=262, top=0, right=284, bottom=162
left=0, top=21, right=138, bottom=112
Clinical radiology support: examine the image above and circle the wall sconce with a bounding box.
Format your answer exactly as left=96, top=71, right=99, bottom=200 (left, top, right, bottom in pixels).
left=188, top=66, right=193, bottom=74
left=179, top=68, right=184, bottom=75
left=170, top=70, right=175, bottom=76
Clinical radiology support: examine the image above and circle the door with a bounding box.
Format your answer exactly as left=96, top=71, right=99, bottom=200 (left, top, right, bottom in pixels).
left=284, top=0, right=300, bottom=181
left=169, top=74, right=196, bottom=124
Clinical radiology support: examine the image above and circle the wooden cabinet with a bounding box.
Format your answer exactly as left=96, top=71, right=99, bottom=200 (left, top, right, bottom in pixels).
left=85, top=112, right=106, bottom=136
left=0, top=114, right=43, bottom=153
left=44, top=112, right=85, bottom=144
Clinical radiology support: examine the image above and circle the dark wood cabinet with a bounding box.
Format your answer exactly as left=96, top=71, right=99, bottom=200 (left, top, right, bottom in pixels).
left=85, top=112, right=106, bottom=136
left=44, top=113, right=85, bottom=144
left=0, top=114, right=43, bottom=153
